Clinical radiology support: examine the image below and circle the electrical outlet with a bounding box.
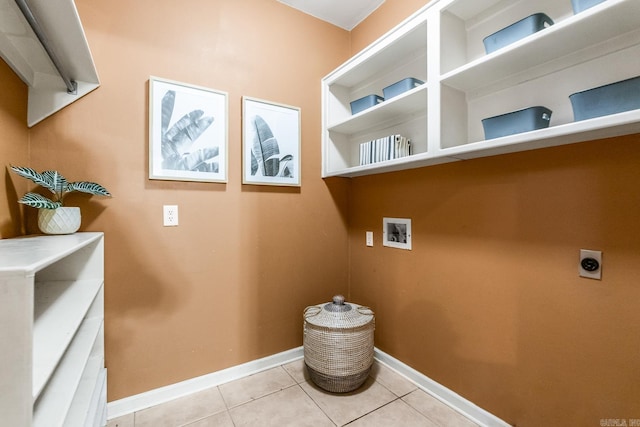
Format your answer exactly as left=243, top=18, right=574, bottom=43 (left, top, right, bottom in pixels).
left=163, top=205, right=179, bottom=226
left=579, top=249, right=601, bottom=280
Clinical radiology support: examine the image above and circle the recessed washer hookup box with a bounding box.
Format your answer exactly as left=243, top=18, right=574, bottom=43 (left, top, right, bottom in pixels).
left=483, top=13, right=554, bottom=54
left=350, top=94, right=384, bottom=115
left=382, top=78, right=424, bottom=100
left=569, top=76, right=640, bottom=121
left=482, top=106, right=552, bottom=140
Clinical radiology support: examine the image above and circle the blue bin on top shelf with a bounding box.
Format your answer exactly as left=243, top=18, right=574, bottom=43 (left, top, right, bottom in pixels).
left=382, top=78, right=424, bottom=100
left=482, top=106, right=552, bottom=140
left=569, top=76, right=640, bottom=121
left=350, top=94, right=384, bottom=115
left=483, top=13, right=554, bottom=54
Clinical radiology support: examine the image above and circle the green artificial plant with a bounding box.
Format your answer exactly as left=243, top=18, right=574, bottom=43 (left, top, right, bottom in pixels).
left=10, top=165, right=111, bottom=209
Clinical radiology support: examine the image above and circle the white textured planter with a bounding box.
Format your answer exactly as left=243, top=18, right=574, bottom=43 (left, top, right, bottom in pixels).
left=38, top=207, right=81, bottom=235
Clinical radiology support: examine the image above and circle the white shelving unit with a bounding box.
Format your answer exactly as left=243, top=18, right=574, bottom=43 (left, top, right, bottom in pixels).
left=0, top=232, right=106, bottom=427
left=321, top=0, right=640, bottom=177
left=0, top=0, right=100, bottom=127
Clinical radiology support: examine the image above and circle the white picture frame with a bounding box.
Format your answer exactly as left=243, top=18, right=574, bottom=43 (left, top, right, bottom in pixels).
left=242, top=96, right=301, bottom=186
left=149, top=76, right=228, bottom=183
left=383, top=217, right=412, bottom=250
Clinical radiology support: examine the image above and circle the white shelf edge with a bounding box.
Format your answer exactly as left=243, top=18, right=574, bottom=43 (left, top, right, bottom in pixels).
left=92, top=368, right=108, bottom=427
left=28, top=79, right=101, bottom=127
left=323, top=152, right=462, bottom=178
left=439, top=110, right=640, bottom=159
left=62, top=355, right=105, bottom=427
left=32, top=279, right=103, bottom=399
left=0, top=0, right=101, bottom=127
left=440, top=0, right=639, bottom=93
left=328, top=84, right=428, bottom=135
left=0, top=233, right=103, bottom=277
left=323, top=110, right=640, bottom=178
left=95, top=369, right=108, bottom=427
left=33, top=317, right=103, bottom=427
left=323, top=3, right=434, bottom=87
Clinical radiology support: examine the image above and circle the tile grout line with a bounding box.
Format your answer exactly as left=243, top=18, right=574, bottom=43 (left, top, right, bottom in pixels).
left=119, top=359, right=481, bottom=427
left=282, top=360, right=337, bottom=425
left=219, top=365, right=297, bottom=410
left=340, top=396, right=402, bottom=427
left=357, top=372, right=443, bottom=427
left=223, top=383, right=301, bottom=411
left=279, top=363, right=341, bottom=425
left=296, top=381, right=339, bottom=427
left=173, top=366, right=301, bottom=427
left=295, top=368, right=408, bottom=427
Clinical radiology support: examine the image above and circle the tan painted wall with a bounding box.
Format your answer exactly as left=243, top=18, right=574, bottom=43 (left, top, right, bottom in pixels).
left=350, top=1, right=640, bottom=425
left=350, top=0, right=430, bottom=54
left=0, top=59, right=28, bottom=238
left=3, top=0, right=351, bottom=401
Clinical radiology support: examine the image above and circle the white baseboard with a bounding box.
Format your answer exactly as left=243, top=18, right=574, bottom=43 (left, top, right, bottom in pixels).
left=374, top=348, right=511, bottom=427
left=107, top=347, right=304, bottom=420
left=108, top=347, right=510, bottom=427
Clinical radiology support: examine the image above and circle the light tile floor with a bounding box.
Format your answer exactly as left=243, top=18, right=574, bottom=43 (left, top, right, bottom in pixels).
left=107, top=360, right=480, bottom=427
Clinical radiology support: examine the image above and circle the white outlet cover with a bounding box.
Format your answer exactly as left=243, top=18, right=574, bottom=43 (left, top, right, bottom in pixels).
left=163, top=205, right=179, bottom=226
left=366, top=231, right=373, bottom=247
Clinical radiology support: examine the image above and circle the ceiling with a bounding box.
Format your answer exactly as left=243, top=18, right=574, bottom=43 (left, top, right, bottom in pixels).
left=277, top=0, right=385, bottom=31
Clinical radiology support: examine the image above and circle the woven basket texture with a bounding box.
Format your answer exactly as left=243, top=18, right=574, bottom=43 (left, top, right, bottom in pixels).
left=303, top=300, right=374, bottom=393
left=305, top=364, right=371, bottom=393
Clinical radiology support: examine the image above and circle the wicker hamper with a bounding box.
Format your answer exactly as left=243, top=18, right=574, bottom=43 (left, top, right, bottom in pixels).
left=303, top=295, right=375, bottom=393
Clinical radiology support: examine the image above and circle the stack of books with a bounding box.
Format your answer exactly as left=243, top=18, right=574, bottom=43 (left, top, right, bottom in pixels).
left=359, top=134, right=411, bottom=166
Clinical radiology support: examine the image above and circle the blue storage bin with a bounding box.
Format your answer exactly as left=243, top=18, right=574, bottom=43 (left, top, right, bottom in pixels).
left=483, top=13, right=554, bottom=54
left=382, top=78, right=424, bottom=100
left=350, top=94, right=384, bottom=115
left=482, top=106, right=552, bottom=140
left=569, top=76, right=640, bottom=121
left=571, top=0, right=606, bottom=14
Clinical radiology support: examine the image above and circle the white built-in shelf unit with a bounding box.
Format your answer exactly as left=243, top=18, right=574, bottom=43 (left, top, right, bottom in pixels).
left=0, top=233, right=106, bottom=427
left=322, top=0, right=640, bottom=177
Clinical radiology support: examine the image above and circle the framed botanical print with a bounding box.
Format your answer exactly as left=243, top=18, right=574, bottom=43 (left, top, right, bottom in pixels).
left=242, top=96, right=301, bottom=186
left=149, top=76, right=228, bottom=182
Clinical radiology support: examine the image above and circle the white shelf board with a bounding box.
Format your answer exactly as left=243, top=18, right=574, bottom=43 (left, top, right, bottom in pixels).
left=91, top=368, right=108, bottom=427
left=0, top=233, right=103, bottom=277
left=439, top=0, right=504, bottom=21
left=325, top=109, right=640, bottom=177
left=28, top=78, right=101, bottom=127
left=33, top=317, right=102, bottom=427
left=32, top=279, right=103, bottom=399
left=0, top=0, right=100, bottom=127
left=94, top=369, right=108, bottom=427
left=440, top=0, right=640, bottom=93
left=62, top=356, right=105, bottom=427
left=326, top=17, right=428, bottom=88
left=439, top=109, right=640, bottom=160
left=323, top=152, right=462, bottom=178
left=328, top=85, right=428, bottom=135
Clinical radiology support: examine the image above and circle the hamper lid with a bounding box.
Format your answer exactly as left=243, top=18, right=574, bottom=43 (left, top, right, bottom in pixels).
left=304, top=295, right=374, bottom=329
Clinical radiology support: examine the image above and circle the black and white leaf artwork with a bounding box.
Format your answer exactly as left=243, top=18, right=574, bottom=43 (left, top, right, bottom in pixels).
left=249, top=115, right=294, bottom=178
left=161, top=90, right=218, bottom=171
